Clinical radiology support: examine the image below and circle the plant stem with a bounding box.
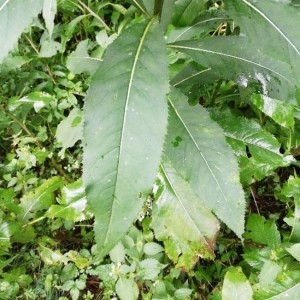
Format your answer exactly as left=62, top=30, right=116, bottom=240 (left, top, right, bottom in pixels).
left=77, top=0, right=110, bottom=31
left=0, top=105, right=72, bottom=183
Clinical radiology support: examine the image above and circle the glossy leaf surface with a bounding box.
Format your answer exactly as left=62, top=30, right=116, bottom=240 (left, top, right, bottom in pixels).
left=83, top=19, right=169, bottom=257
left=0, top=0, right=44, bottom=62
left=164, top=89, right=245, bottom=238
left=152, top=155, right=219, bottom=270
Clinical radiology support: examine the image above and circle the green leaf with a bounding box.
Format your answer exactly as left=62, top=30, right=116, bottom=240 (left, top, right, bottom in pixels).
left=143, top=242, right=164, bottom=255
left=83, top=19, right=169, bottom=257
left=211, top=112, right=294, bottom=184
left=222, top=267, right=253, bottom=300
left=138, top=258, right=165, bottom=280
left=151, top=155, right=219, bottom=270
left=115, top=276, right=139, bottom=300
left=56, top=108, right=83, bottom=149
left=0, top=0, right=44, bottom=63
left=252, top=94, right=294, bottom=129
left=38, top=244, right=69, bottom=266
left=66, top=40, right=102, bottom=75
left=168, top=11, right=228, bottom=43
left=259, top=260, right=281, bottom=289
left=244, top=214, right=281, bottom=249
left=267, top=283, right=300, bottom=300
left=19, top=177, right=63, bottom=222
left=165, top=88, right=245, bottom=238
left=46, top=179, right=89, bottom=222
left=174, top=288, right=193, bottom=300
left=42, top=0, right=57, bottom=37
left=172, top=0, right=207, bottom=26
left=109, top=242, right=126, bottom=263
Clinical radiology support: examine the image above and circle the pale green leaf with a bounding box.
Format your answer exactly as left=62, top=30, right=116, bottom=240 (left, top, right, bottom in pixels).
left=38, top=244, right=68, bottom=266
left=222, top=267, right=253, bottom=300
left=109, top=242, right=126, bottom=263
left=268, top=283, right=300, bottom=300
left=66, top=40, right=102, bottom=75
left=165, top=88, right=245, bottom=238
left=42, top=0, right=57, bottom=37
left=46, top=179, right=90, bottom=222
left=39, top=39, right=61, bottom=58
left=152, top=155, right=219, bottom=270
left=129, top=0, right=152, bottom=16
left=116, top=276, right=139, bottom=300
left=138, top=258, right=165, bottom=280
left=0, top=0, right=44, bottom=63
left=252, top=94, right=294, bottom=129
left=174, top=288, right=193, bottom=299
left=83, top=19, right=169, bottom=257
left=259, top=260, right=281, bottom=288
left=56, top=108, right=83, bottom=149
left=143, top=242, right=164, bottom=255
left=19, top=176, right=63, bottom=222
left=285, top=244, right=300, bottom=262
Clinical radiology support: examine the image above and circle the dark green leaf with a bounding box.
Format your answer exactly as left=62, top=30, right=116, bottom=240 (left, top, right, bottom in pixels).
left=83, top=19, right=169, bottom=257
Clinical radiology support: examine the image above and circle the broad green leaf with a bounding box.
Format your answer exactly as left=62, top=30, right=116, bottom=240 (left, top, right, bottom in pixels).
left=172, top=0, right=207, bottom=26
left=42, top=0, right=57, bottom=37
left=0, top=0, right=44, bottom=63
left=116, top=276, right=139, bottom=300
left=225, top=0, right=300, bottom=84
left=129, top=0, right=152, bottom=16
left=19, top=176, right=63, bottom=222
left=165, top=88, right=245, bottom=238
left=160, top=0, right=176, bottom=31
left=211, top=112, right=295, bottom=184
left=56, top=108, right=83, bottom=149
left=252, top=94, right=294, bottom=129
left=286, top=244, right=300, bottom=262
left=244, top=214, right=281, bottom=249
left=83, top=19, right=169, bottom=257
left=268, top=283, right=300, bottom=300
left=66, top=40, right=102, bottom=75
left=152, top=155, right=219, bottom=270
left=222, top=267, right=253, bottom=300
left=170, top=36, right=295, bottom=102
left=143, top=242, right=164, bottom=255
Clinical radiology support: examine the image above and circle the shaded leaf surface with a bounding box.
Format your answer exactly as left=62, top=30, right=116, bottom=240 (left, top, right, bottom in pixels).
left=0, top=0, right=44, bottom=62
left=152, top=155, right=219, bottom=270
left=83, top=19, right=169, bottom=257
left=165, top=88, right=245, bottom=238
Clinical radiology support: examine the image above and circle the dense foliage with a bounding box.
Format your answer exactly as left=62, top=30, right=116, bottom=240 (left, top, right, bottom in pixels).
left=1, top=0, right=300, bottom=299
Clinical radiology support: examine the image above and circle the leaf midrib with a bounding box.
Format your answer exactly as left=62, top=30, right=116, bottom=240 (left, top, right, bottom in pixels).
left=103, top=19, right=156, bottom=245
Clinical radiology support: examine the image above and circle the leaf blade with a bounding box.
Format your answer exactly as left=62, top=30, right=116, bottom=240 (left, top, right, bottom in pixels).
left=165, top=88, right=245, bottom=238
left=83, top=19, right=169, bottom=257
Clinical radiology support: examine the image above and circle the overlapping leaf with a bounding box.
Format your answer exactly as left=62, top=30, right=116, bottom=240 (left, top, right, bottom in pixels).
left=83, top=19, right=169, bottom=257
left=170, top=0, right=300, bottom=103
left=0, top=0, right=44, bottom=62
left=151, top=155, right=219, bottom=270
left=164, top=88, right=245, bottom=238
